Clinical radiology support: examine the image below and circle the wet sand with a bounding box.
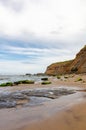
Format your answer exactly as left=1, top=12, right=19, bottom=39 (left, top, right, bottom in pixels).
left=22, top=101, right=86, bottom=130
left=0, top=91, right=85, bottom=130
left=0, top=74, right=86, bottom=130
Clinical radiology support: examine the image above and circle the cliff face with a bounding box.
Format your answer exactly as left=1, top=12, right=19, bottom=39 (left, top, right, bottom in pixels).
left=45, top=45, right=86, bottom=75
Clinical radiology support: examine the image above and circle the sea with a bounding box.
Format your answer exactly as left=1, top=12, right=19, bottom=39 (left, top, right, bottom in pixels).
left=0, top=74, right=48, bottom=84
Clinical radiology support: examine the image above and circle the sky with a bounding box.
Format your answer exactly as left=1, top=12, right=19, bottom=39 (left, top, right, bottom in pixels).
left=0, top=0, right=86, bottom=74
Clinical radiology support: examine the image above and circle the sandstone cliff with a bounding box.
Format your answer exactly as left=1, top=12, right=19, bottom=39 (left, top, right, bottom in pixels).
left=45, top=45, right=86, bottom=75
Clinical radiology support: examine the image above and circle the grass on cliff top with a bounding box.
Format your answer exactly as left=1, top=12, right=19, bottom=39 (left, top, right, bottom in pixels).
left=51, top=60, right=74, bottom=66
left=81, top=45, right=86, bottom=51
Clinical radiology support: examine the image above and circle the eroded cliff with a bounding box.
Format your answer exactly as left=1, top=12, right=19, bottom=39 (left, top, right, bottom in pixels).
left=45, top=45, right=86, bottom=75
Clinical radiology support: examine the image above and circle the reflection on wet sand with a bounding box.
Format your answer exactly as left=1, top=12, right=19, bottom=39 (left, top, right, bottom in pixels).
left=0, top=87, right=86, bottom=130
left=21, top=101, right=86, bottom=130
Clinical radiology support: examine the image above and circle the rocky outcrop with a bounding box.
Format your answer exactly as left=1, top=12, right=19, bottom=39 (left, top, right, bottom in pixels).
left=45, top=45, right=86, bottom=75
left=0, top=88, right=75, bottom=108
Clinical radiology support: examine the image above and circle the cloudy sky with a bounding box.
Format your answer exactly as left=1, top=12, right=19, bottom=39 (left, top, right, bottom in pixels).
left=0, top=0, right=86, bottom=74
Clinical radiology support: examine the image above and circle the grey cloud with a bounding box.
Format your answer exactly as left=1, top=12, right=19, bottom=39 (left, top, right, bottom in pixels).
left=50, top=30, right=62, bottom=35
left=0, top=0, right=24, bottom=12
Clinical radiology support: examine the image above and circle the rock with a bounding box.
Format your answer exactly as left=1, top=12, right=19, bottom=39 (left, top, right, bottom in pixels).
left=0, top=101, right=16, bottom=108
left=0, top=82, right=13, bottom=87
left=21, top=89, right=75, bottom=99
left=34, top=73, right=46, bottom=76
left=25, top=73, right=32, bottom=76
left=0, top=91, right=28, bottom=108
left=11, top=92, right=28, bottom=100
left=41, top=78, right=48, bottom=81
left=45, top=45, right=86, bottom=75
left=0, top=88, right=75, bottom=109
left=0, top=92, right=12, bottom=101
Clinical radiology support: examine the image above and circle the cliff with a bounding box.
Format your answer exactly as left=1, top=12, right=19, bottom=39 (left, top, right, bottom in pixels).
left=45, top=45, right=86, bottom=75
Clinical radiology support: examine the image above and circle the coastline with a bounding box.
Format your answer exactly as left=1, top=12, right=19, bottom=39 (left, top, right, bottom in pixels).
left=1, top=73, right=85, bottom=92
left=0, top=74, right=86, bottom=130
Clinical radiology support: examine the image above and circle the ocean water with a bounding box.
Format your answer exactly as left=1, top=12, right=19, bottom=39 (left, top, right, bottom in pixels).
left=0, top=75, right=47, bottom=84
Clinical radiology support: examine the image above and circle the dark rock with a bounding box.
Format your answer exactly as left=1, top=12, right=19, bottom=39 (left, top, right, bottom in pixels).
left=0, top=88, right=75, bottom=109
left=11, top=92, right=28, bottom=100
left=0, top=101, right=16, bottom=108
left=41, top=78, right=48, bottom=81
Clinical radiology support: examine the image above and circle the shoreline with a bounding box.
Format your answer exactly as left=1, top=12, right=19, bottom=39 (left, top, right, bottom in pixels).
left=0, top=74, right=86, bottom=130
left=0, top=74, right=85, bottom=92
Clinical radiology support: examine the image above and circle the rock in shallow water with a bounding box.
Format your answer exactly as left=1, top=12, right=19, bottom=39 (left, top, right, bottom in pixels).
left=0, top=88, right=76, bottom=109
left=0, top=101, right=16, bottom=108
left=10, top=92, right=28, bottom=100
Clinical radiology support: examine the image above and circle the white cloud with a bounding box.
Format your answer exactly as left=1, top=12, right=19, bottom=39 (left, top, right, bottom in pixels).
left=0, top=0, right=86, bottom=74
left=1, top=44, right=76, bottom=57
left=0, top=0, right=86, bottom=41
left=0, top=60, right=45, bottom=74
left=0, top=43, right=85, bottom=74
left=0, top=44, right=77, bottom=74
left=0, top=53, right=74, bottom=74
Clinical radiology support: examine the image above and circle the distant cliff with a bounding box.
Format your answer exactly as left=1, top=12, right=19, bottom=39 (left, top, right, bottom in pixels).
left=45, top=45, right=86, bottom=75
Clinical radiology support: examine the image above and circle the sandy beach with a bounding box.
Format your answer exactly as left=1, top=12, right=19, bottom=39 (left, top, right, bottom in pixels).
left=0, top=0, right=86, bottom=129
left=0, top=74, right=86, bottom=130
left=21, top=101, right=86, bottom=130
left=3, top=74, right=85, bottom=92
